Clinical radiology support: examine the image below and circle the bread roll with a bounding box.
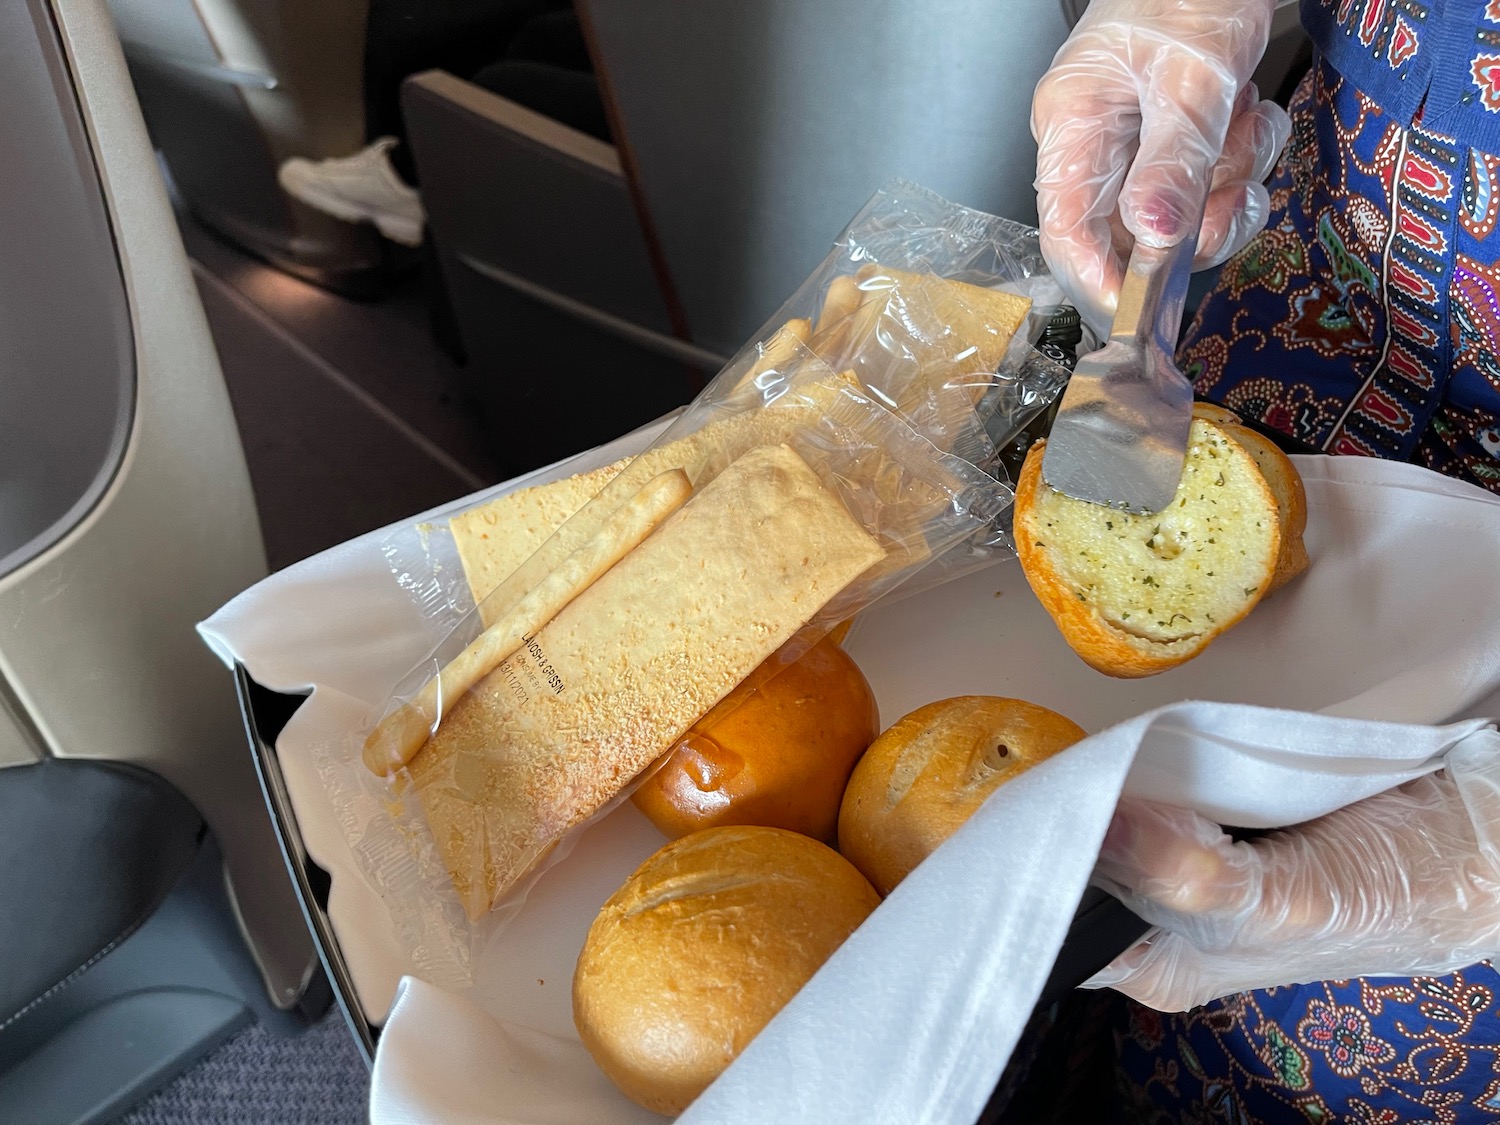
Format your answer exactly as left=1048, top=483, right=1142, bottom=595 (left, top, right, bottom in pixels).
left=825, top=617, right=856, bottom=646
left=1191, top=401, right=1310, bottom=595
left=1013, top=419, right=1282, bottom=678
left=574, top=826, right=879, bottom=1115
left=838, top=696, right=1085, bottom=895
left=631, top=634, right=879, bottom=841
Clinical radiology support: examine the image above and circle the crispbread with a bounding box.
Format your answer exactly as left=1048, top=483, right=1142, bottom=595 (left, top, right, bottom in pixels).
left=364, top=470, right=694, bottom=776
left=411, top=444, right=886, bottom=917
left=450, top=271, right=1032, bottom=619
left=728, top=318, right=812, bottom=397
left=450, top=379, right=857, bottom=623
left=1014, top=420, right=1281, bottom=678
left=450, top=458, right=630, bottom=621
left=852, top=264, right=1033, bottom=374
left=814, top=265, right=1033, bottom=412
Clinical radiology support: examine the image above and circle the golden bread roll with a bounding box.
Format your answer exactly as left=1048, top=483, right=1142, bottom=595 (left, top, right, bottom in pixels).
left=1013, top=419, right=1282, bottom=678
left=631, top=634, right=879, bottom=842
left=838, top=696, right=1085, bottom=894
left=825, top=616, right=856, bottom=646
left=573, top=826, right=879, bottom=1115
left=1191, top=401, right=1310, bottom=592
left=1192, top=400, right=1310, bottom=593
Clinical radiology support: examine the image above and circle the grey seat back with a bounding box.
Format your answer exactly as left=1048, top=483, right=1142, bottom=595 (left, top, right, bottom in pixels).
left=106, top=0, right=384, bottom=290
left=580, top=0, right=1311, bottom=357
left=578, top=0, right=1075, bottom=358
left=402, top=71, right=714, bottom=471
left=405, top=72, right=685, bottom=342
left=403, top=1, right=1310, bottom=469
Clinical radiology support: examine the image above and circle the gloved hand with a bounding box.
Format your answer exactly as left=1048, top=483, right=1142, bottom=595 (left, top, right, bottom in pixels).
left=1031, top=0, right=1291, bottom=333
left=1087, top=733, right=1500, bottom=1012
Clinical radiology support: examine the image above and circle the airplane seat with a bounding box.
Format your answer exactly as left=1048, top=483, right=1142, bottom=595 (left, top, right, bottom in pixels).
left=578, top=0, right=1308, bottom=357
left=403, top=0, right=1311, bottom=471
left=573, top=0, right=1080, bottom=359
left=400, top=69, right=716, bottom=473
left=0, top=1, right=328, bottom=1121
left=103, top=0, right=388, bottom=295
left=399, top=0, right=1085, bottom=474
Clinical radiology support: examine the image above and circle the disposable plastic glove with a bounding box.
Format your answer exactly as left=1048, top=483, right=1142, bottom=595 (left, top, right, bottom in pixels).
left=1087, top=732, right=1500, bottom=1012
left=1032, top=0, right=1291, bottom=333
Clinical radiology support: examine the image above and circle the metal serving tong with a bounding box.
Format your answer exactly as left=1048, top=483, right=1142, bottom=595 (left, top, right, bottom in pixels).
left=1040, top=221, right=1202, bottom=515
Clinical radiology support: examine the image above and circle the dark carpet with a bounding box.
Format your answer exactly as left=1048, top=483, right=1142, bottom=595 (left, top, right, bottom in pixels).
left=116, top=1016, right=369, bottom=1125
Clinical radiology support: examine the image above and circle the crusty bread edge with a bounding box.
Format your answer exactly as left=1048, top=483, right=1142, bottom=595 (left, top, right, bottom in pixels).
left=1221, top=423, right=1310, bottom=595
left=1189, top=401, right=1243, bottom=428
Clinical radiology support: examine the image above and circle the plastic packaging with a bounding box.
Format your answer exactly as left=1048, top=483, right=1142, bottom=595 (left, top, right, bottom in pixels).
left=324, top=182, right=1075, bottom=979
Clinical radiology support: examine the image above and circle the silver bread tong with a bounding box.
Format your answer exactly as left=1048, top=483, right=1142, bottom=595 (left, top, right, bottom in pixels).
left=1040, top=224, right=1201, bottom=514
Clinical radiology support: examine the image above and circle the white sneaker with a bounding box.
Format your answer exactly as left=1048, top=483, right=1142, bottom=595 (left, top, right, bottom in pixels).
left=278, top=137, right=426, bottom=247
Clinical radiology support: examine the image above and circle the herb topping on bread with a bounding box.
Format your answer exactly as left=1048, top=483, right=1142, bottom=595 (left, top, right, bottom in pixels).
left=1014, top=419, right=1282, bottom=677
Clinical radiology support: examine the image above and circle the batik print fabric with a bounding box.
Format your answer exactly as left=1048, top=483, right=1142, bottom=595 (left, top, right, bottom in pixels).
left=1300, top=0, right=1500, bottom=154
left=1182, top=56, right=1500, bottom=490
left=1120, top=21, right=1500, bottom=1116
left=1114, top=966, right=1500, bottom=1123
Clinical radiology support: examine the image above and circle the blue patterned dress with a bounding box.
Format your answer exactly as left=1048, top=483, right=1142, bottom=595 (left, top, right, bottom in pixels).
left=1187, top=1, right=1500, bottom=485
left=1114, top=973, right=1500, bottom=1123
left=1113, top=2, right=1500, bottom=1120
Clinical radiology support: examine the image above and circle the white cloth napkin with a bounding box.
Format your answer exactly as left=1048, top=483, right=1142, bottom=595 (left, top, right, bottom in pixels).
left=680, top=707, right=1495, bottom=1125
left=199, top=451, right=1500, bottom=1125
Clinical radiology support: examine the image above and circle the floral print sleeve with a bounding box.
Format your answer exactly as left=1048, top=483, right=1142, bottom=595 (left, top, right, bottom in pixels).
left=1113, top=967, right=1500, bottom=1123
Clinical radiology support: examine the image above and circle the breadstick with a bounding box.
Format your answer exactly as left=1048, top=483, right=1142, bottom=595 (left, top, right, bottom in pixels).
left=818, top=274, right=864, bottom=331
left=809, top=271, right=885, bottom=369
left=729, top=318, right=812, bottom=398
left=363, top=469, right=694, bottom=775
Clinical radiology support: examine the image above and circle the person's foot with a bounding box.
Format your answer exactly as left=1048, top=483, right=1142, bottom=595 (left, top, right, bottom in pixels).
left=277, top=137, right=425, bottom=247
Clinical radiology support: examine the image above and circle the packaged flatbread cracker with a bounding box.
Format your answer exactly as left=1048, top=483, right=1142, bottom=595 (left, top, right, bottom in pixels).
left=328, top=182, right=1068, bottom=979
left=442, top=182, right=1072, bottom=626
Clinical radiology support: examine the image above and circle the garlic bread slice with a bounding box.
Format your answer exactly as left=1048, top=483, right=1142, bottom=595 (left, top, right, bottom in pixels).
left=1015, top=420, right=1281, bottom=678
